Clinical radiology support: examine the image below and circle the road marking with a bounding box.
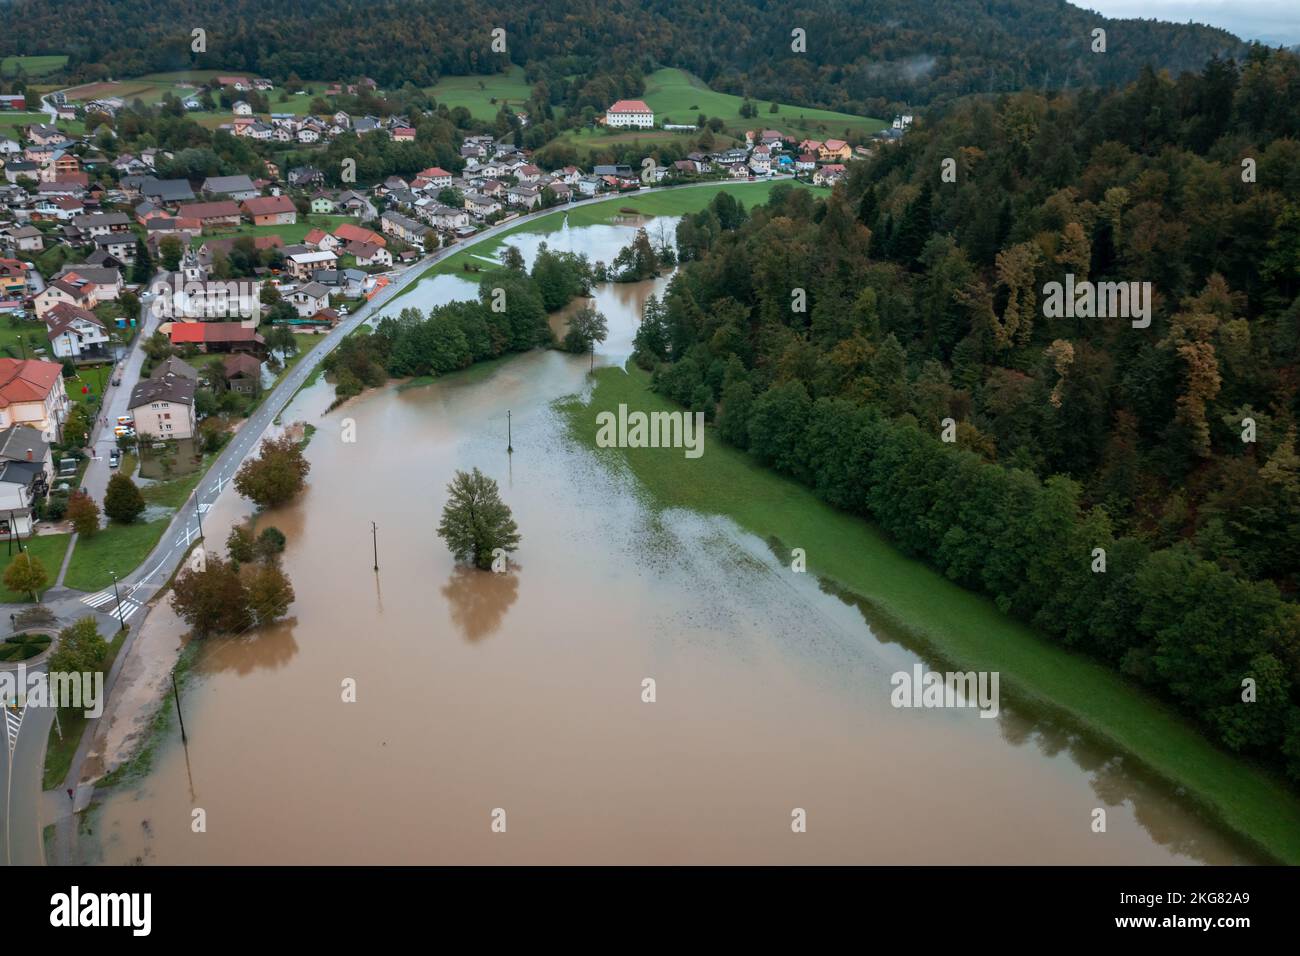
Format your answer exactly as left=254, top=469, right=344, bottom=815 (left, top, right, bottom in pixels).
left=5, top=704, right=22, bottom=757
left=81, top=589, right=116, bottom=608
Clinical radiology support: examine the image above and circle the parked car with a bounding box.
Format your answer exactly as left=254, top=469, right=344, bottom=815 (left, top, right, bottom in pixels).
left=111, top=376, right=122, bottom=386
left=113, top=425, right=134, bottom=438
left=108, top=448, right=120, bottom=468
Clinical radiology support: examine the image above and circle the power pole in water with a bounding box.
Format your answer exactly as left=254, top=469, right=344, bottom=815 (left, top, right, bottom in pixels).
left=171, top=668, right=187, bottom=745
left=371, top=522, right=379, bottom=572
left=507, top=410, right=513, bottom=455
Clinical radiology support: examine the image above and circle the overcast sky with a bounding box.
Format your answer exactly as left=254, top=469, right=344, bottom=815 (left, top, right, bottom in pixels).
left=1072, top=1, right=1300, bottom=46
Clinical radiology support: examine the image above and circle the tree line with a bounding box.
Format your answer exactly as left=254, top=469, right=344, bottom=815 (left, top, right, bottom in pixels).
left=632, top=51, right=1300, bottom=784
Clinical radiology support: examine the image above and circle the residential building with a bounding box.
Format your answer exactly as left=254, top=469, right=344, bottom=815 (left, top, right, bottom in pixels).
left=0, top=359, right=69, bottom=441
left=45, top=303, right=111, bottom=360
left=129, top=371, right=197, bottom=440
left=242, top=194, right=297, bottom=225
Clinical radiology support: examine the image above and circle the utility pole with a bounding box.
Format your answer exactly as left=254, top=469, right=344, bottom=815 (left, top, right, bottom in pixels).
left=507, top=410, right=513, bottom=454
left=371, top=521, right=378, bottom=572
left=109, top=571, right=125, bottom=632
left=171, top=668, right=187, bottom=745
left=193, top=489, right=203, bottom=540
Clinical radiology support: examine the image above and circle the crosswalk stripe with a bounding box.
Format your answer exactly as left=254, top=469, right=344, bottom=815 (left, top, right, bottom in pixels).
left=80, top=590, right=115, bottom=608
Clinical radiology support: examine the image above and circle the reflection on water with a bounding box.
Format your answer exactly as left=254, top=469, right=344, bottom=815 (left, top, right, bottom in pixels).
left=442, top=565, right=520, bottom=642
left=83, top=219, right=1265, bottom=866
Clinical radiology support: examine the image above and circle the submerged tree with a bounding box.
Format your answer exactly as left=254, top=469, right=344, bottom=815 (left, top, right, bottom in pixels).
left=436, top=468, right=521, bottom=571
left=563, top=305, right=608, bottom=370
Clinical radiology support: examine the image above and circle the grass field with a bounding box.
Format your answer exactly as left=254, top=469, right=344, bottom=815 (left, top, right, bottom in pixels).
left=551, top=126, right=742, bottom=161
left=425, top=66, right=532, bottom=122
left=42, top=625, right=127, bottom=790
left=1, top=55, right=68, bottom=78
left=643, top=68, right=886, bottom=140
left=402, top=180, right=827, bottom=288
left=0, top=533, right=72, bottom=602
left=559, top=363, right=1300, bottom=865
left=189, top=214, right=353, bottom=249
left=61, top=519, right=171, bottom=593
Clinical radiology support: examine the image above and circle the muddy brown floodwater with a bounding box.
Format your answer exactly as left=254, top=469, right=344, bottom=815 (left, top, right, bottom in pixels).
left=83, top=219, right=1262, bottom=865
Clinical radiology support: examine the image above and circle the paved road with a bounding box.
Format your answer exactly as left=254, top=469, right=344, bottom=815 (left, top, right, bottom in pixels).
left=0, top=175, right=799, bottom=864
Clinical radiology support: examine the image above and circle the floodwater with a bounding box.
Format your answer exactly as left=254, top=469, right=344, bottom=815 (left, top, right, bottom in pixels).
left=83, top=218, right=1263, bottom=865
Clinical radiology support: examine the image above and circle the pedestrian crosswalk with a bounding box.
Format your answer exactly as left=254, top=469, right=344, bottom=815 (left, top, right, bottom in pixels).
left=5, top=703, right=22, bottom=758
left=80, top=588, right=143, bottom=622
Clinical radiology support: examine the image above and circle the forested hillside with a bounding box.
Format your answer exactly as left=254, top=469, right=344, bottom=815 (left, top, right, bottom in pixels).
left=1, top=0, right=1248, bottom=116
left=633, top=47, right=1300, bottom=782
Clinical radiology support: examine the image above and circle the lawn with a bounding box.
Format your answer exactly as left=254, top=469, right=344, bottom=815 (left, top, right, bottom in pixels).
left=42, top=625, right=128, bottom=790
left=1, top=55, right=68, bottom=78
left=189, top=214, right=353, bottom=248
left=61, top=519, right=171, bottom=593
left=559, top=363, right=1300, bottom=865
left=551, top=126, right=741, bottom=161
left=642, top=68, right=887, bottom=140
left=0, top=533, right=71, bottom=602
left=401, top=180, right=827, bottom=288
left=425, top=66, right=532, bottom=122
left=0, top=110, right=83, bottom=136
left=0, top=319, right=54, bottom=361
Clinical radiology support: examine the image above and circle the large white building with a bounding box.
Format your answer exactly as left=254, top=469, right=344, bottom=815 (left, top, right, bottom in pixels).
left=605, top=99, right=654, bottom=129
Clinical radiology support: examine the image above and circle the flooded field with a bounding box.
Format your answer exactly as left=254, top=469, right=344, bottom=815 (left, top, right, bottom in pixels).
left=82, top=218, right=1261, bottom=865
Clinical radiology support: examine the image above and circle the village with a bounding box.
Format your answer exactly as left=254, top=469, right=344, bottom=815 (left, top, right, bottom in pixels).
left=0, top=74, right=913, bottom=538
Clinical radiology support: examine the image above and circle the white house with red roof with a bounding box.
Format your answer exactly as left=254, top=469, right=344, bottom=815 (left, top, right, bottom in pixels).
left=605, top=100, right=654, bottom=129
left=0, top=358, right=70, bottom=441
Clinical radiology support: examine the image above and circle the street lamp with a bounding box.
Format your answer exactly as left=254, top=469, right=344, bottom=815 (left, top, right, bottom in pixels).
left=109, top=570, right=126, bottom=632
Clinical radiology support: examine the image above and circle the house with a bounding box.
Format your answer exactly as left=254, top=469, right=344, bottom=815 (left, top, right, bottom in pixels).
left=346, top=241, right=392, bottom=268
left=128, top=370, right=197, bottom=440
left=379, top=210, right=428, bottom=244
left=141, top=178, right=196, bottom=204
left=795, top=153, right=818, bottom=172
left=202, top=174, right=259, bottom=201
left=818, top=139, right=851, bottom=162
left=3, top=226, right=43, bottom=253
left=334, top=223, right=385, bottom=247
left=150, top=356, right=199, bottom=382
left=71, top=212, right=130, bottom=240
left=0, top=425, right=52, bottom=538
left=53, top=266, right=123, bottom=304
left=749, top=145, right=771, bottom=174
left=605, top=100, right=654, bottom=129
left=419, top=167, right=453, bottom=189
left=813, top=164, right=847, bottom=186
left=232, top=101, right=253, bottom=116
left=287, top=281, right=331, bottom=317
left=303, top=228, right=340, bottom=251
left=216, top=76, right=252, bottom=91
left=90, top=232, right=137, bottom=263
left=464, top=193, right=501, bottom=218
left=242, top=194, right=297, bottom=226
left=177, top=200, right=243, bottom=231
left=168, top=322, right=265, bottom=354
left=0, top=94, right=27, bottom=111
left=26, top=124, right=64, bottom=147
left=35, top=277, right=97, bottom=318
left=421, top=204, right=469, bottom=231
left=391, top=127, right=416, bottom=142
left=309, top=193, right=337, bottom=214
left=222, top=353, right=262, bottom=396
left=44, top=303, right=111, bottom=360
left=0, top=258, right=29, bottom=298
left=507, top=184, right=542, bottom=209
left=0, top=359, right=70, bottom=441
left=287, top=250, right=338, bottom=280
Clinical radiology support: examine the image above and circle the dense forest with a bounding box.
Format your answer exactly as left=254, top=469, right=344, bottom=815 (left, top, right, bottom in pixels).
left=2, top=0, right=1248, bottom=116
left=627, top=47, right=1300, bottom=783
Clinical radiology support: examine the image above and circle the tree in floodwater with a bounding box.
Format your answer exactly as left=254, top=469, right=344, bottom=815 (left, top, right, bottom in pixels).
left=563, top=305, right=608, bottom=370
left=436, top=468, right=521, bottom=571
